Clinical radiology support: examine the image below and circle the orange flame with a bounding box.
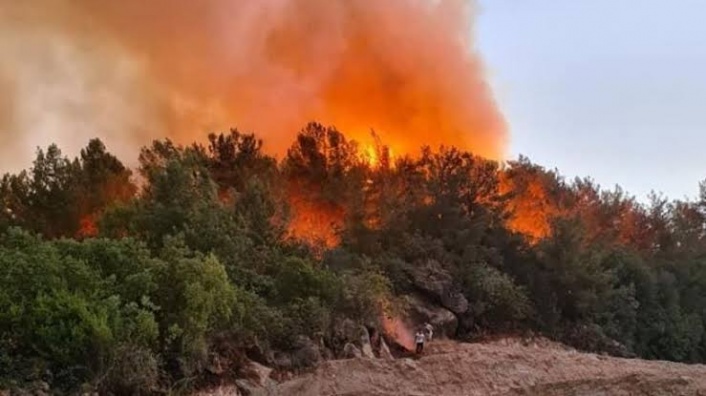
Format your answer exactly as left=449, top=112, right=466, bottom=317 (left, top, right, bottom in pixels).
left=286, top=192, right=344, bottom=249
left=77, top=214, right=99, bottom=238
left=499, top=167, right=565, bottom=242
left=2, top=2, right=520, bottom=251
left=381, top=314, right=415, bottom=351
left=362, top=145, right=380, bottom=167
left=378, top=299, right=415, bottom=351
left=0, top=1, right=507, bottom=170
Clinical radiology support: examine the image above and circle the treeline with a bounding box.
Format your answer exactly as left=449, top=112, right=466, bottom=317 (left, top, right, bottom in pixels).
left=2, top=123, right=706, bottom=393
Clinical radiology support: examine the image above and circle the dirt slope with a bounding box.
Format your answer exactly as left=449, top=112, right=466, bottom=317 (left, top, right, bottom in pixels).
left=272, top=338, right=706, bottom=396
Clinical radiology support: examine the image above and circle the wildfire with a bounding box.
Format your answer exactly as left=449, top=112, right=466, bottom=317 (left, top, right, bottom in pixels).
left=499, top=167, right=563, bottom=242
left=286, top=193, right=343, bottom=249
left=77, top=214, right=99, bottom=238
left=379, top=300, right=415, bottom=351
left=381, top=314, right=415, bottom=351
left=0, top=1, right=507, bottom=172
left=2, top=1, right=516, bottom=249
left=363, top=145, right=379, bottom=167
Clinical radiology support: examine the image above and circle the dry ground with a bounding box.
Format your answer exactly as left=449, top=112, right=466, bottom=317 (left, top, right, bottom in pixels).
left=277, top=338, right=706, bottom=396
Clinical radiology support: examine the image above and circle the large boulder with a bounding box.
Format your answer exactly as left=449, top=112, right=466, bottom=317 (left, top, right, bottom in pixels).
left=235, top=360, right=277, bottom=396
left=441, top=291, right=469, bottom=316
left=331, top=318, right=382, bottom=359
left=378, top=337, right=394, bottom=360
left=358, top=326, right=376, bottom=359
left=404, top=293, right=458, bottom=338
left=272, top=352, right=293, bottom=371
left=342, top=342, right=362, bottom=359
left=291, top=336, right=322, bottom=368
left=406, top=259, right=469, bottom=315
left=330, top=318, right=360, bottom=355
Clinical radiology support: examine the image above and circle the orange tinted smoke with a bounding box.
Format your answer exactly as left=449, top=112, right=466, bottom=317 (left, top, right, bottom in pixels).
left=53, top=0, right=507, bottom=159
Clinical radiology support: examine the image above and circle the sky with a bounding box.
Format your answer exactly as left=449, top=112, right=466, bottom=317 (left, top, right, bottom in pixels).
left=476, top=0, right=706, bottom=201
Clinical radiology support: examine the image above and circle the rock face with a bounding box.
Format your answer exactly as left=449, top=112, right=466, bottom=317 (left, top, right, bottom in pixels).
left=235, top=361, right=278, bottom=396
left=291, top=336, right=322, bottom=368
left=272, top=352, right=293, bottom=370
left=404, top=293, right=458, bottom=339
left=406, top=260, right=468, bottom=315
left=378, top=337, right=394, bottom=361
left=331, top=318, right=362, bottom=356
left=342, top=343, right=362, bottom=359
left=332, top=319, right=379, bottom=360
left=358, top=326, right=376, bottom=359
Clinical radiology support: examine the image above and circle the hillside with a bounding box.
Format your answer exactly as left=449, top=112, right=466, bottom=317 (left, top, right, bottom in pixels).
left=5, top=132, right=706, bottom=394
left=200, top=338, right=706, bottom=396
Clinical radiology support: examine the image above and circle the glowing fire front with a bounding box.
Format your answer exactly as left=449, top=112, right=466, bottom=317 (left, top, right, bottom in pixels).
left=286, top=192, right=344, bottom=249
left=381, top=313, right=416, bottom=351
left=0, top=0, right=507, bottom=171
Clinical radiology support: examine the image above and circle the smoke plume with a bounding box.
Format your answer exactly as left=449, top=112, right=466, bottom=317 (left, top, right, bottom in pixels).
left=0, top=0, right=506, bottom=171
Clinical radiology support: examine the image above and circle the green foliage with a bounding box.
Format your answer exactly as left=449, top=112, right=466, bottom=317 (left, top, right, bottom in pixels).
left=0, top=229, right=157, bottom=390
left=463, top=263, right=532, bottom=329
left=338, top=267, right=393, bottom=322
left=534, top=218, right=617, bottom=324
left=6, top=128, right=706, bottom=393
left=154, top=237, right=237, bottom=377
left=0, top=140, right=135, bottom=239
left=0, top=229, right=240, bottom=392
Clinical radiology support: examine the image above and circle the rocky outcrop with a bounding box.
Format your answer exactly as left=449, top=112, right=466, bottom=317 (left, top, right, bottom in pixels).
left=332, top=319, right=381, bottom=360
left=272, top=351, right=293, bottom=370
left=343, top=342, right=363, bottom=359
left=291, top=336, right=322, bottom=368
left=404, top=293, right=458, bottom=338
left=405, top=259, right=468, bottom=316
left=378, top=337, right=394, bottom=360
left=359, top=326, right=376, bottom=359
left=331, top=318, right=362, bottom=355
left=234, top=361, right=277, bottom=396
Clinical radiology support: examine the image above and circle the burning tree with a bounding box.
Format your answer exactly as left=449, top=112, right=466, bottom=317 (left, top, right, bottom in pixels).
left=3, top=128, right=706, bottom=393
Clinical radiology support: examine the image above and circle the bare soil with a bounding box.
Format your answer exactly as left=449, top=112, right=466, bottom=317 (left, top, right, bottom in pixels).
left=274, top=338, right=706, bottom=396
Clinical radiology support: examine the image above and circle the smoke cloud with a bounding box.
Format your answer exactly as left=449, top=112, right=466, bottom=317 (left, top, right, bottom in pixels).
left=0, top=0, right=507, bottom=171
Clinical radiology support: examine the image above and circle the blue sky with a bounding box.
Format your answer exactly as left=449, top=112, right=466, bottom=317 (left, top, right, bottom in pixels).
left=476, top=0, right=706, bottom=201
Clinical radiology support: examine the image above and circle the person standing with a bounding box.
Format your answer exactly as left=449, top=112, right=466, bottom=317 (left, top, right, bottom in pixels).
left=415, top=329, right=426, bottom=354
left=424, top=322, right=434, bottom=342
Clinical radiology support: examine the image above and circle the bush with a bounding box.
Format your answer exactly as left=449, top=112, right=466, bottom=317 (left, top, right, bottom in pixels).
left=155, top=237, right=237, bottom=378
left=0, top=229, right=159, bottom=391
left=463, top=263, right=532, bottom=330
left=100, top=344, right=159, bottom=396
left=338, top=267, right=393, bottom=322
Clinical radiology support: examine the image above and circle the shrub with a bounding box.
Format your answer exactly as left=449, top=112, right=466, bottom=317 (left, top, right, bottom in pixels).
left=463, top=263, right=532, bottom=330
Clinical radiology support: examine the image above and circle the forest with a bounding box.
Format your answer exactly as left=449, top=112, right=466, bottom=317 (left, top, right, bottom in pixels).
left=2, top=122, right=706, bottom=394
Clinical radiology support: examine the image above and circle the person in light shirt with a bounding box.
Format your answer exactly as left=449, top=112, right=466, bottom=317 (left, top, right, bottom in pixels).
left=424, top=322, right=434, bottom=342
left=415, top=329, right=426, bottom=354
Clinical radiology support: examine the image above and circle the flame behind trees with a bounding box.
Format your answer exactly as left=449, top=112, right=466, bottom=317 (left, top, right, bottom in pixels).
left=5, top=128, right=706, bottom=391
left=0, top=127, right=665, bottom=255
left=0, top=139, right=135, bottom=239
left=0, top=0, right=507, bottom=173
